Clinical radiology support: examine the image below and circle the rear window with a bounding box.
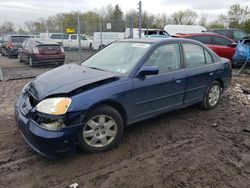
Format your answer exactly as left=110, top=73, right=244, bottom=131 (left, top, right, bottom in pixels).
left=51, top=34, right=69, bottom=39
left=11, top=36, right=30, bottom=43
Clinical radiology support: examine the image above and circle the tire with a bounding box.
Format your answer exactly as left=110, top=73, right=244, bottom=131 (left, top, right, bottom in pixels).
left=232, top=60, right=238, bottom=68
left=201, top=81, right=222, bottom=110
left=89, top=43, right=92, bottom=50
left=78, top=105, right=124, bottom=153
left=29, top=57, right=34, bottom=67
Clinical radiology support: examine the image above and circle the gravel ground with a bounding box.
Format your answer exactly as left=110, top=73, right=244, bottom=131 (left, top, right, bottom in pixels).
left=0, top=74, right=250, bottom=188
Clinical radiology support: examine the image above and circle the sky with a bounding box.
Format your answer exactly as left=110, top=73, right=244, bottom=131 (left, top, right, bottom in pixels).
left=0, top=0, right=249, bottom=27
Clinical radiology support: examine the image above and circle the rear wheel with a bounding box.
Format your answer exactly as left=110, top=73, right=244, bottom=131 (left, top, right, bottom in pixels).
left=201, top=81, right=222, bottom=110
left=78, top=105, right=124, bottom=153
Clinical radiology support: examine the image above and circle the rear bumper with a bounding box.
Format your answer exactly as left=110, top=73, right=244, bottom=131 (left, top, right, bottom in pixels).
left=15, top=94, right=82, bottom=158
left=32, top=54, right=65, bottom=64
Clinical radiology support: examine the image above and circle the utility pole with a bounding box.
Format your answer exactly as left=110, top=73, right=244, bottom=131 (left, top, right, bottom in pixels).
left=99, top=16, right=103, bottom=46
left=130, top=16, right=134, bottom=38
left=138, top=1, right=142, bottom=38
left=77, top=14, right=82, bottom=60
left=60, top=18, right=63, bottom=45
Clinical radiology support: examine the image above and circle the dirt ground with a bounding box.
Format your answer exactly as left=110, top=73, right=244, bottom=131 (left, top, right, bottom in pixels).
left=0, top=74, right=250, bottom=188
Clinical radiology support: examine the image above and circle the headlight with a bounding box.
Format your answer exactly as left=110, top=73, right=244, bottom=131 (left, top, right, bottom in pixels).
left=36, top=97, right=71, bottom=115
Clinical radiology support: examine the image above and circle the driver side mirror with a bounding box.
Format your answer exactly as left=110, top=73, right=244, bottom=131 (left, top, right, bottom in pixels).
left=137, top=66, right=159, bottom=78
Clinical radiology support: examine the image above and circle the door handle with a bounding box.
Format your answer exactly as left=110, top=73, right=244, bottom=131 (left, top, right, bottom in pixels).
left=176, top=79, right=182, bottom=84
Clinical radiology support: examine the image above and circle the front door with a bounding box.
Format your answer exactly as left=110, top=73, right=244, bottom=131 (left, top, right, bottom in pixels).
left=132, top=43, right=185, bottom=122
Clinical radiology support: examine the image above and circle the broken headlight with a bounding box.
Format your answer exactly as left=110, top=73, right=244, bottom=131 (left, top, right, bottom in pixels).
left=36, top=97, right=71, bottom=115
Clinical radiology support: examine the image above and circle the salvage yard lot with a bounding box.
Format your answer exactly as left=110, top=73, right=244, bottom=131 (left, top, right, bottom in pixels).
left=0, top=54, right=250, bottom=187
left=0, top=51, right=94, bottom=81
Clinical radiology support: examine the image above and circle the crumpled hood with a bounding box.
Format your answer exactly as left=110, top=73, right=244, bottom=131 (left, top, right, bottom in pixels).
left=26, top=64, right=118, bottom=101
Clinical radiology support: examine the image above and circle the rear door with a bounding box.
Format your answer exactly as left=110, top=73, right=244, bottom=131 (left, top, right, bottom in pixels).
left=132, top=42, right=185, bottom=121
left=23, top=40, right=31, bottom=62
left=211, top=36, right=235, bottom=60
left=19, top=40, right=27, bottom=60
left=182, top=42, right=216, bottom=105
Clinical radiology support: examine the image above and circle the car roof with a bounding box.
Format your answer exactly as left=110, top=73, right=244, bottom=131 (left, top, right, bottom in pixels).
left=28, top=38, right=60, bottom=45
left=8, top=34, right=31, bottom=37
left=207, top=28, right=243, bottom=31
left=119, top=37, right=195, bottom=44
left=175, top=32, right=235, bottom=42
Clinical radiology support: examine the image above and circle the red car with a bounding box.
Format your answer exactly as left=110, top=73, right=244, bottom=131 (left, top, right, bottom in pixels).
left=18, top=38, right=65, bottom=67
left=175, top=33, right=236, bottom=61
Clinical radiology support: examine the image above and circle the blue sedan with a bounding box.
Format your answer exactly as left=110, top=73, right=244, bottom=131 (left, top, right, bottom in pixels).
left=15, top=38, right=232, bottom=158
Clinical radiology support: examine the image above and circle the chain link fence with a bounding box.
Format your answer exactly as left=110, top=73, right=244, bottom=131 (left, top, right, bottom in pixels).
left=0, top=3, right=136, bottom=81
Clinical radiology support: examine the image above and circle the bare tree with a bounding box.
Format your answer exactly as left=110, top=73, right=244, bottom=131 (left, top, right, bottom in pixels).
left=171, top=9, right=198, bottom=25
left=0, top=21, right=15, bottom=34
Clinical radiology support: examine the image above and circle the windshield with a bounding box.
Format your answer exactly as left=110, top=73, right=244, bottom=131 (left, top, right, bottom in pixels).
left=82, top=42, right=151, bottom=74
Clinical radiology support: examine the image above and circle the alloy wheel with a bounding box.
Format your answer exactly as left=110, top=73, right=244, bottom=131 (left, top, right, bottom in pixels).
left=83, top=115, right=117, bottom=148
left=208, top=85, right=220, bottom=107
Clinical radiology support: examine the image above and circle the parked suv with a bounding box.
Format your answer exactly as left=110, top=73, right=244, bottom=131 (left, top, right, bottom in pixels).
left=0, top=34, right=31, bottom=58
left=207, top=29, right=249, bottom=41
left=176, top=33, right=236, bottom=61
left=18, top=38, right=65, bottom=67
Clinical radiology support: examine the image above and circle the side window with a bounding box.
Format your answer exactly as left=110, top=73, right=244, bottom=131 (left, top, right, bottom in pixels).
left=26, top=41, right=32, bottom=51
left=204, top=50, right=213, bottom=64
left=183, top=43, right=206, bottom=68
left=80, top=35, right=87, bottom=40
left=233, top=31, right=248, bottom=40
left=70, top=35, right=77, bottom=40
left=144, top=43, right=181, bottom=73
left=213, top=36, right=232, bottom=46
left=192, top=36, right=213, bottom=44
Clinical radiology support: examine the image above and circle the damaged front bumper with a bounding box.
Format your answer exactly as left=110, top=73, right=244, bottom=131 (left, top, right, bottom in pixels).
left=15, top=93, right=84, bottom=158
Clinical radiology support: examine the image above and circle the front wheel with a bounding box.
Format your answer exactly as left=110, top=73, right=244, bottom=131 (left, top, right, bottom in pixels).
left=78, top=105, right=124, bottom=153
left=201, top=81, right=222, bottom=110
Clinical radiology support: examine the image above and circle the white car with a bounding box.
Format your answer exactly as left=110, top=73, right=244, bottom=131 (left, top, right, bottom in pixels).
left=93, top=32, right=124, bottom=50
left=50, top=33, right=93, bottom=49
